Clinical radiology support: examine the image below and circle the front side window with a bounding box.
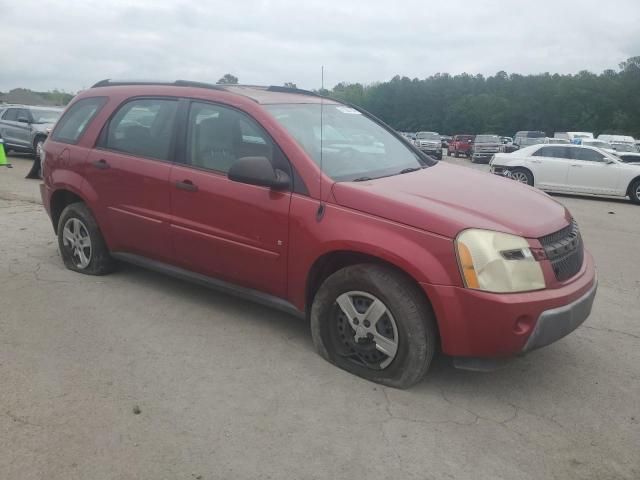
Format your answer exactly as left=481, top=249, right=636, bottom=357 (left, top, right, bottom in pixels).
left=102, top=98, right=178, bottom=161
left=3, top=108, right=18, bottom=121
left=533, top=146, right=570, bottom=159
left=187, top=102, right=286, bottom=174
left=572, top=148, right=605, bottom=162
left=266, top=103, right=429, bottom=181
left=52, top=97, right=106, bottom=144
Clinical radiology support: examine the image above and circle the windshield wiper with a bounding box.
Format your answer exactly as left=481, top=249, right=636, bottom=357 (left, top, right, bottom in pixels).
left=353, top=176, right=373, bottom=182
left=398, top=167, right=422, bottom=174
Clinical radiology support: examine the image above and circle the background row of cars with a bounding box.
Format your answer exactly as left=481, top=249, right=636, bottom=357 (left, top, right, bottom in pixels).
left=399, top=130, right=640, bottom=163
left=398, top=129, right=640, bottom=204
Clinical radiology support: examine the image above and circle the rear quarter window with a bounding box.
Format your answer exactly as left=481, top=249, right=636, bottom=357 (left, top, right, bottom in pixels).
left=51, top=97, right=107, bottom=144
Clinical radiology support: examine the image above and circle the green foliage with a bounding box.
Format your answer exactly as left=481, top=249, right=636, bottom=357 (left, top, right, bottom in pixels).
left=326, top=58, right=640, bottom=137
left=217, top=74, right=239, bottom=84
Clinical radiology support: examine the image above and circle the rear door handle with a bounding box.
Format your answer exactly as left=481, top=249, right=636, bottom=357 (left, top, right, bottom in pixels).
left=93, top=159, right=110, bottom=170
left=570, top=164, right=582, bottom=167
left=175, top=180, right=198, bottom=192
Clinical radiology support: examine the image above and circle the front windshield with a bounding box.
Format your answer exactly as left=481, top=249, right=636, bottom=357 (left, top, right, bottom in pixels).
left=475, top=135, right=500, bottom=143
left=613, top=143, right=636, bottom=153
left=416, top=132, right=440, bottom=141
left=31, top=109, right=62, bottom=124
left=266, top=103, right=429, bottom=181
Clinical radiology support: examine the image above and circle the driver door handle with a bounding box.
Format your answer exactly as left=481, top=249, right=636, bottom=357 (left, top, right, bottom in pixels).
left=175, top=180, right=198, bottom=192
left=93, top=159, right=110, bottom=170
left=570, top=164, right=582, bottom=168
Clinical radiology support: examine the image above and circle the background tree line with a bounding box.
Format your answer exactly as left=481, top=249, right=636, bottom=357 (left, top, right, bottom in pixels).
left=323, top=57, right=640, bottom=138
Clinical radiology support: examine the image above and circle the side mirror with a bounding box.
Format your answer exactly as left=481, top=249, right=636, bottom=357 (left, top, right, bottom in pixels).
left=17, top=117, right=30, bottom=124
left=228, top=156, right=290, bottom=190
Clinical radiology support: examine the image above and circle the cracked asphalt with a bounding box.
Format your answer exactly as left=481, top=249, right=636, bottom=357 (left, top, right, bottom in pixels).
left=1, top=154, right=639, bottom=479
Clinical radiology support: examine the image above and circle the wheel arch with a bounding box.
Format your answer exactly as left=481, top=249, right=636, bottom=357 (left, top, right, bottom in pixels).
left=626, top=175, right=640, bottom=198
left=305, top=250, right=442, bottom=350
left=49, top=188, right=87, bottom=233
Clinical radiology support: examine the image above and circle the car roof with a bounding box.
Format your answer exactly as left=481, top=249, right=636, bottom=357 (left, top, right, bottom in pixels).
left=89, top=80, right=338, bottom=105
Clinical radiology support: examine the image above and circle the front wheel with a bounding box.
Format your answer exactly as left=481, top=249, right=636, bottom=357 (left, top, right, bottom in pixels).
left=510, top=168, right=534, bottom=186
left=629, top=179, right=640, bottom=205
left=310, top=264, right=437, bottom=389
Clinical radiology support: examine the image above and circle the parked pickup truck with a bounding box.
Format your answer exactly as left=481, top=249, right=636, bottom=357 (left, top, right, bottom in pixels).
left=470, top=134, right=503, bottom=163
left=414, top=131, right=442, bottom=159
left=448, top=134, right=474, bottom=158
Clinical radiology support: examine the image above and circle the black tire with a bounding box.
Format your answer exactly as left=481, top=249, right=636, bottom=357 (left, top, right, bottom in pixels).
left=511, top=167, right=534, bottom=186
left=629, top=179, right=640, bottom=205
left=454, top=150, right=459, bottom=158
left=57, top=202, right=115, bottom=275
left=310, top=264, right=437, bottom=389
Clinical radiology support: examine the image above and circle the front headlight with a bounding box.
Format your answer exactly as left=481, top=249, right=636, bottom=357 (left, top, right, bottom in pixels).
left=455, top=229, right=545, bottom=293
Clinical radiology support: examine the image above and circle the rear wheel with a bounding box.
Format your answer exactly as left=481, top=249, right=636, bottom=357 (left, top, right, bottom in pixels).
left=454, top=150, right=459, bottom=158
left=629, top=179, right=640, bottom=205
left=58, top=202, right=116, bottom=275
left=310, top=264, right=437, bottom=389
left=510, top=168, right=534, bottom=186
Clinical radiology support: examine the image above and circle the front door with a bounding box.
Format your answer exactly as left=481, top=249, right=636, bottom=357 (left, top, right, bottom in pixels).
left=526, top=146, right=571, bottom=190
left=567, top=147, right=621, bottom=195
left=169, top=100, right=291, bottom=298
left=85, top=97, right=179, bottom=262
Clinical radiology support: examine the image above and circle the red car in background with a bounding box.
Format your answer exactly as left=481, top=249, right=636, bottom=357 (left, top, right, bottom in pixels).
left=448, top=134, right=474, bottom=157
left=40, top=81, right=597, bottom=388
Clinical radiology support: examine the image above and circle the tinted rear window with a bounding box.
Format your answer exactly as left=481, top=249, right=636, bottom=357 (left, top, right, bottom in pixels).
left=51, top=97, right=107, bottom=144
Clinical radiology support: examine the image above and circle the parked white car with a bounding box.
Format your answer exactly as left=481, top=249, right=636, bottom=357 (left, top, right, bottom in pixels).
left=490, top=144, right=640, bottom=204
left=597, top=134, right=635, bottom=145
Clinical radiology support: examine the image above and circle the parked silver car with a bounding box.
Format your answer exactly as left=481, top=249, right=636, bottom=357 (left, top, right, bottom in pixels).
left=0, top=105, right=63, bottom=155
left=0, top=104, right=63, bottom=177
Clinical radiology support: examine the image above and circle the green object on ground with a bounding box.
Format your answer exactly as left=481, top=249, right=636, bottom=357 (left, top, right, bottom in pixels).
left=0, top=139, right=12, bottom=168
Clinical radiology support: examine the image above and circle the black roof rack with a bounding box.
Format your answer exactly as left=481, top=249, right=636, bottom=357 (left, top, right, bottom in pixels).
left=89, top=80, right=325, bottom=101
left=91, top=79, right=224, bottom=90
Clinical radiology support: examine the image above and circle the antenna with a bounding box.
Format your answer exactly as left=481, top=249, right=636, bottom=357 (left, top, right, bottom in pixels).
left=316, top=65, right=325, bottom=221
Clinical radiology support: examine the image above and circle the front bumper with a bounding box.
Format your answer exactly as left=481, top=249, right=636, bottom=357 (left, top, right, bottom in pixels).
left=472, top=152, right=498, bottom=161
left=522, top=278, right=596, bottom=352
left=421, top=250, right=596, bottom=358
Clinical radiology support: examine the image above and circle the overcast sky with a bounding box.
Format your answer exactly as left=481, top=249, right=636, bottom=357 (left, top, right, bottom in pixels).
left=1, top=0, right=639, bottom=93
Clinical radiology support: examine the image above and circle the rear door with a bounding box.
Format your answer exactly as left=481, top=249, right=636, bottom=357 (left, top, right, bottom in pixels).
left=0, top=108, right=22, bottom=147
left=567, top=147, right=621, bottom=194
left=526, top=146, right=571, bottom=190
left=169, top=100, right=291, bottom=298
left=86, top=97, right=179, bottom=262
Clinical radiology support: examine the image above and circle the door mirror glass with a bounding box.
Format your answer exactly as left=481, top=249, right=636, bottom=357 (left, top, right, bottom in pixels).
left=228, top=156, right=290, bottom=190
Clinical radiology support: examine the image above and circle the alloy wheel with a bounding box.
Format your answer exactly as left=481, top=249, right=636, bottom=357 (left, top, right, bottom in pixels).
left=511, top=171, right=529, bottom=184
left=332, top=291, right=399, bottom=369
left=62, top=218, right=92, bottom=269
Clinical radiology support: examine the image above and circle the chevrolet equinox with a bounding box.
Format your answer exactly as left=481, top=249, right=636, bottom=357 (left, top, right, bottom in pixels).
left=41, top=80, right=597, bottom=388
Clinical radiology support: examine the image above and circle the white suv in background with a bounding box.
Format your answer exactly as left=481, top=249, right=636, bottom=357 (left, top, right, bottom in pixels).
left=490, top=144, right=640, bottom=204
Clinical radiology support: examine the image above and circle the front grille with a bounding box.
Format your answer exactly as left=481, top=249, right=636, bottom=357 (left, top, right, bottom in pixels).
left=539, top=219, right=584, bottom=281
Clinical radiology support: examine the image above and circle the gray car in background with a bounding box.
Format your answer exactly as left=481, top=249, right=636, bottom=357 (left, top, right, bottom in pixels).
left=0, top=105, right=63, bottom=158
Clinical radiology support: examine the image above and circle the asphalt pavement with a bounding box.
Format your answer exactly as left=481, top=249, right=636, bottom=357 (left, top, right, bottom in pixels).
left=1, top=153, right=639, bottom=480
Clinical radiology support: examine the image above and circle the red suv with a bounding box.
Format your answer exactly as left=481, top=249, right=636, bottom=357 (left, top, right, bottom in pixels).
left=41, top=81, right=597, bottom=388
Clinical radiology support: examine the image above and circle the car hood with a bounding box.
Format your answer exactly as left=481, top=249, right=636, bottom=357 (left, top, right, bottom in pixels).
left=332, top=162, right=570, bottom=239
